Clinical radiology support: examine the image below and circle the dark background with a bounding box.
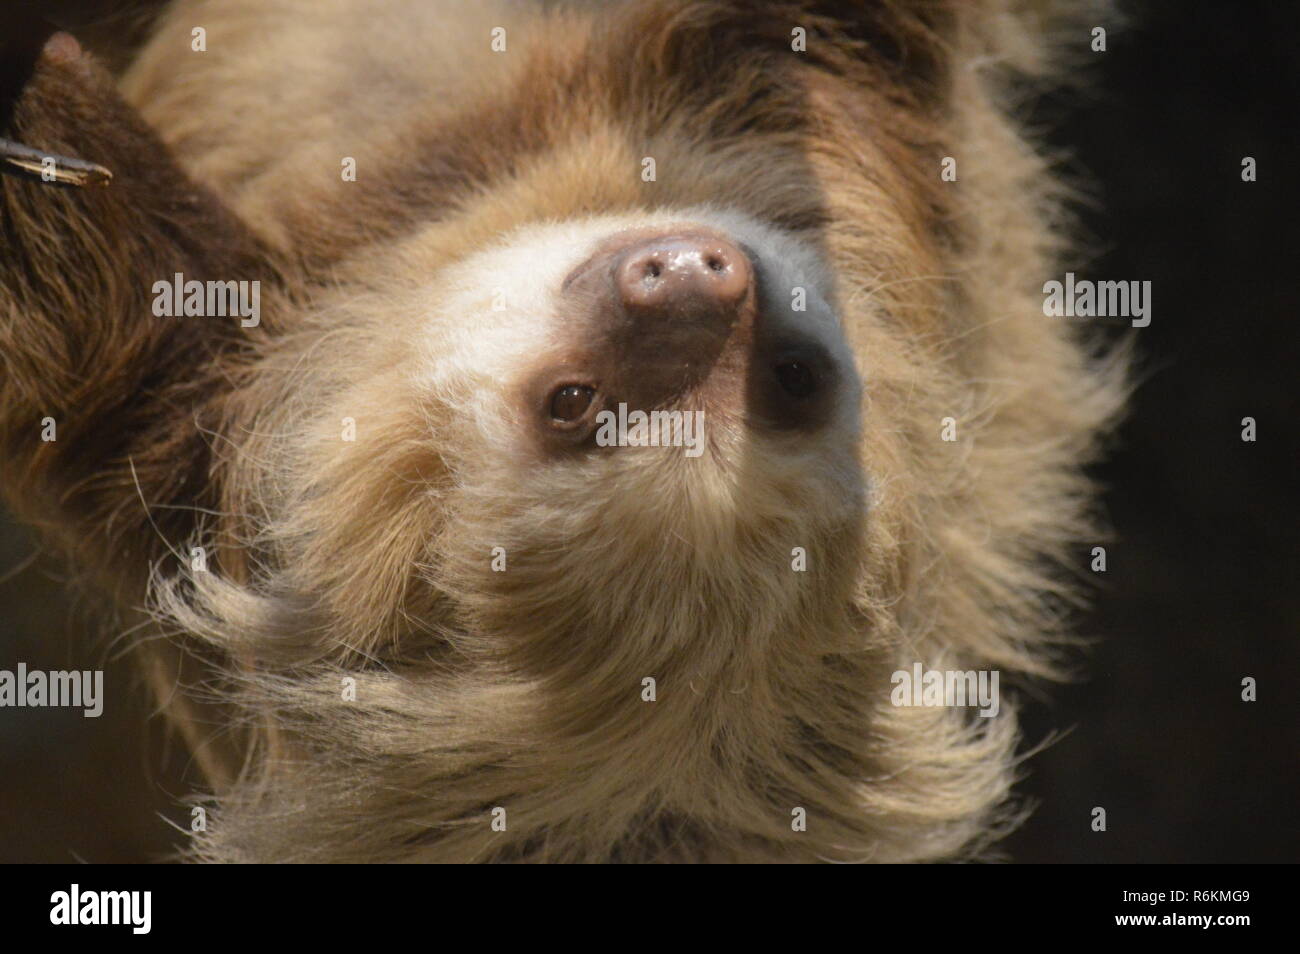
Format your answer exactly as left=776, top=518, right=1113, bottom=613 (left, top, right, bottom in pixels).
left=1, top=0, right=1296, bottom=863
left=1005, top=1, right=1299, bottom=863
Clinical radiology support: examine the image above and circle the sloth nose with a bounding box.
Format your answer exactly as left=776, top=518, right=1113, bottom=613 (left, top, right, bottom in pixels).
left=614, top=233, right=753, bottom=329
left=551, top=227, right=762, bottom=420
left=540, top=225, right=843, bottom=445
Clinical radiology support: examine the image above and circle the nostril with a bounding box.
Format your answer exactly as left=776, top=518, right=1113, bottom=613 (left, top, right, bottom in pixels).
left=614, top=232, right=753, bottom=317
left=774, top=360, right=817, bottom=399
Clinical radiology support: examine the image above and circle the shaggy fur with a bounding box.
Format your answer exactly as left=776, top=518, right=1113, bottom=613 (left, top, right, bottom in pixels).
left=0, top=0, right=1124, bottom=862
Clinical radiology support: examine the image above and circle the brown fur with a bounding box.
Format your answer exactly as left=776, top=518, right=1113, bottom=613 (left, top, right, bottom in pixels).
left=0, top=0, right=1124, bottom=861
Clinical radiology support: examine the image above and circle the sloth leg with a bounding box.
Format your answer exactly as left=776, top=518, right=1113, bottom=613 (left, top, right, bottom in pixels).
left=0, top=28, right=275, bottom=589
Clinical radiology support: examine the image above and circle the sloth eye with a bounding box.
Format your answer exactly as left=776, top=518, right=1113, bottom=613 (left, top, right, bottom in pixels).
left=774, top=361, right=817, bottom=399
left=550, top=384, right=595, bottom=421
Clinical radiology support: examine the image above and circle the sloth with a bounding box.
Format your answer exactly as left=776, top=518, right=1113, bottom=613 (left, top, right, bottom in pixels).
left=0, top=0, right=1124, bottom=862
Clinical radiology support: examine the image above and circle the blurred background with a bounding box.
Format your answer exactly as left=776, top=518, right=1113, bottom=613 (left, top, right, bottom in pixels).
left=1005, top=0, right=1298, bottom=863
left=1, top=0, right=1295, bottom=862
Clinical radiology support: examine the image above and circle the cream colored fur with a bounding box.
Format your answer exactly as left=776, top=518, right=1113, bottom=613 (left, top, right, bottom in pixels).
left=99, top=0, right=1126, bottom=861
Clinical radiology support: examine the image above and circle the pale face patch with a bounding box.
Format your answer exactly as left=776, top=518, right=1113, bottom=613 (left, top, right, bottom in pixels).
left=412, top=207, right=860, bottom=466
left=314, top=207, right=870, bottom=604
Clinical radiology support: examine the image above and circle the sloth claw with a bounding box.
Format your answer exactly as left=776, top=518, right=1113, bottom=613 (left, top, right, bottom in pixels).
left=0, top=136, right=112, bottom=187
left=0, top=33, right=112, bottom=187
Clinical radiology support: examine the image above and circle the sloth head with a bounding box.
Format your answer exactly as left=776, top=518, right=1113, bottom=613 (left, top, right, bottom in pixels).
left=435, top=211, right=864, bottom=664
left=212, top=209, right=866, bottom=679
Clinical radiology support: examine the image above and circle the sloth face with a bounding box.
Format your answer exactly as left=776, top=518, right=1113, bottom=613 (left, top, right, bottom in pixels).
left=402, top=209, right=865, bottom=566
left=415, top=209, right=860, bottom=465
left=278, top=209, right=871, bottom=663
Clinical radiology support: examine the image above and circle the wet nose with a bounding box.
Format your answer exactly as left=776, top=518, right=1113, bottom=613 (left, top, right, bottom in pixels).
left=614, top=233, right=753, bottom=327
left=547, top=227, right=761, bottom=422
